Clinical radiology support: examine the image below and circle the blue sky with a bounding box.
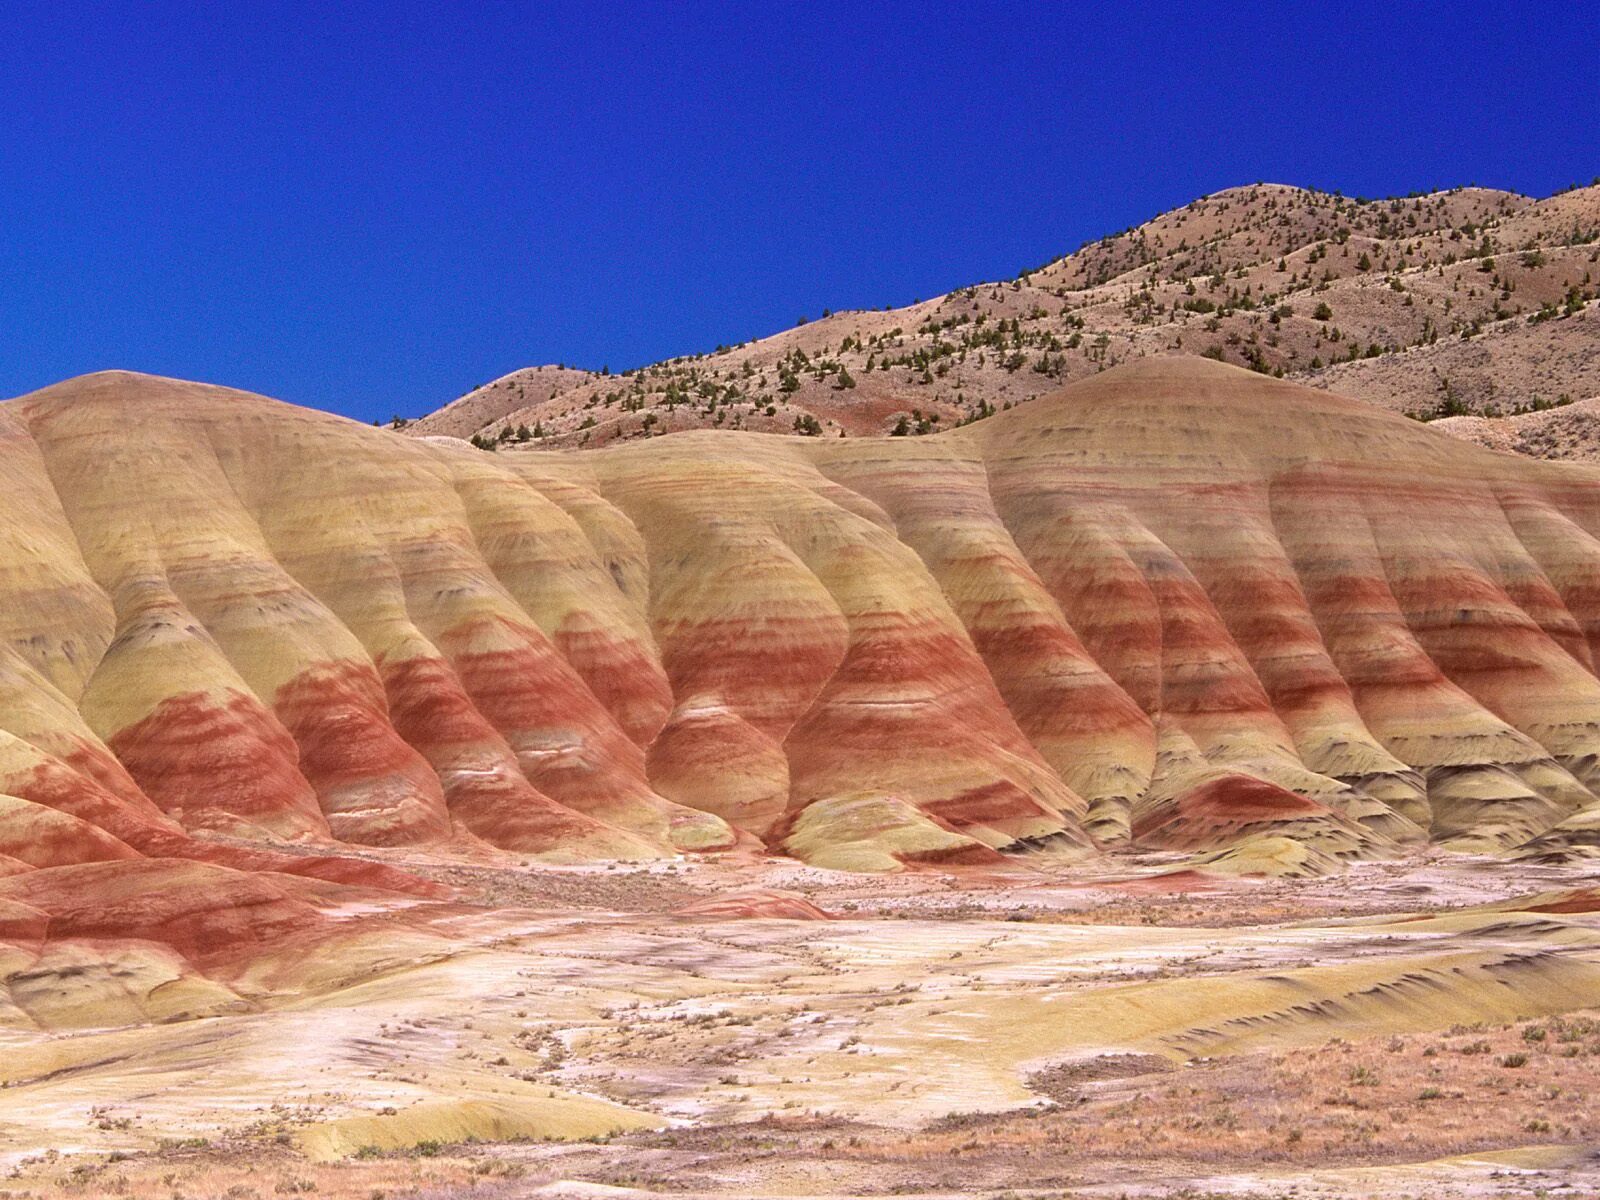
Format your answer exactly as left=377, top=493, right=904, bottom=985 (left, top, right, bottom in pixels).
left=3, top=1, right=1597, bottom=423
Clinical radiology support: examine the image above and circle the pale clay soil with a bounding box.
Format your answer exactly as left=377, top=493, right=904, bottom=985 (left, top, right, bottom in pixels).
left=4, top=846, right=1600, bottom=1199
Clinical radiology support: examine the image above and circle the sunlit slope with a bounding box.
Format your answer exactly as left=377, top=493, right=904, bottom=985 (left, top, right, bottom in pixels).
left=414, top=184, right=1600, bottom=449
left=2, top=358, right=1600, bottom=881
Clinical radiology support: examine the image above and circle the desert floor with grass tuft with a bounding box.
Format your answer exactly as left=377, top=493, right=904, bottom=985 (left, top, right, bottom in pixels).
left=6, top=849, right=1599, bottom=1200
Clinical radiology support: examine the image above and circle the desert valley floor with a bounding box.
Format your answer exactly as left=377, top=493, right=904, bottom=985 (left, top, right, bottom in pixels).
left=5, top=848, right=1600, bottom=1200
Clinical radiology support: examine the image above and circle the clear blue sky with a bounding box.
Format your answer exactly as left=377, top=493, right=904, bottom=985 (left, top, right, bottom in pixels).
left=4, top=2, right=1597, bottom=423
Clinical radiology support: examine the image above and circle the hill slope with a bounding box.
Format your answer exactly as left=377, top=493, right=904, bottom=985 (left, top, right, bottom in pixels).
left=2, top=357, right=1600, bottom=1026
left=408, top=182, right=1600, bottom=451
left=4, top=359, right=1600, bottom=872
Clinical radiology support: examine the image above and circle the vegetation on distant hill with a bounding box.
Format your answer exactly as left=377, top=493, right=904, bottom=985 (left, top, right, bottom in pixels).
left=405, top=181, right=1600, bottom=454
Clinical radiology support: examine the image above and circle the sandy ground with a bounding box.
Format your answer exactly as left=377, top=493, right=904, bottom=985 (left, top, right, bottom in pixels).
left=3, top=849, right=1600, bottom=1199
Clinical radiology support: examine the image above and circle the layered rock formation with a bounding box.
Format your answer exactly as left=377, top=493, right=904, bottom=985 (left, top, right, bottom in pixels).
left=0, top=356, right=1598, bottom=903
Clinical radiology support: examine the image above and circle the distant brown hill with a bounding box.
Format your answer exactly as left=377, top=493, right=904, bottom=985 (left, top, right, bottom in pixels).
left=406, top=181, right=1600, bottom=452
left=1435, top=389, right=1600, bottom=462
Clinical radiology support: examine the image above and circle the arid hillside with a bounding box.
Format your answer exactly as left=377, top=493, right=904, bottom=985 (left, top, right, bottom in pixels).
left=2, top=358, right=1600, bottom=894
left=4, top=359, right=1600, bottom=1197
left=1436, top=389, right=1600, bottom=462
left=408, top=181, right=1600, bottom=451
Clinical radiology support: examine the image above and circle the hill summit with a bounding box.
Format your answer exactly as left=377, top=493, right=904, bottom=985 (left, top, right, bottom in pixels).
left=407, top=181, right=1600, bottom=458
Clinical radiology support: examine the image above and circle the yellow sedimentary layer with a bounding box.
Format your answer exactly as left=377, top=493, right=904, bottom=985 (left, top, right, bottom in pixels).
left=1, top=356, right=1600, bottom=884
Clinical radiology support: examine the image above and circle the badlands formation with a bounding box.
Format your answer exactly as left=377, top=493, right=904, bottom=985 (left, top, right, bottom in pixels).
left=0, top=357, right=1599, bottom=1197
